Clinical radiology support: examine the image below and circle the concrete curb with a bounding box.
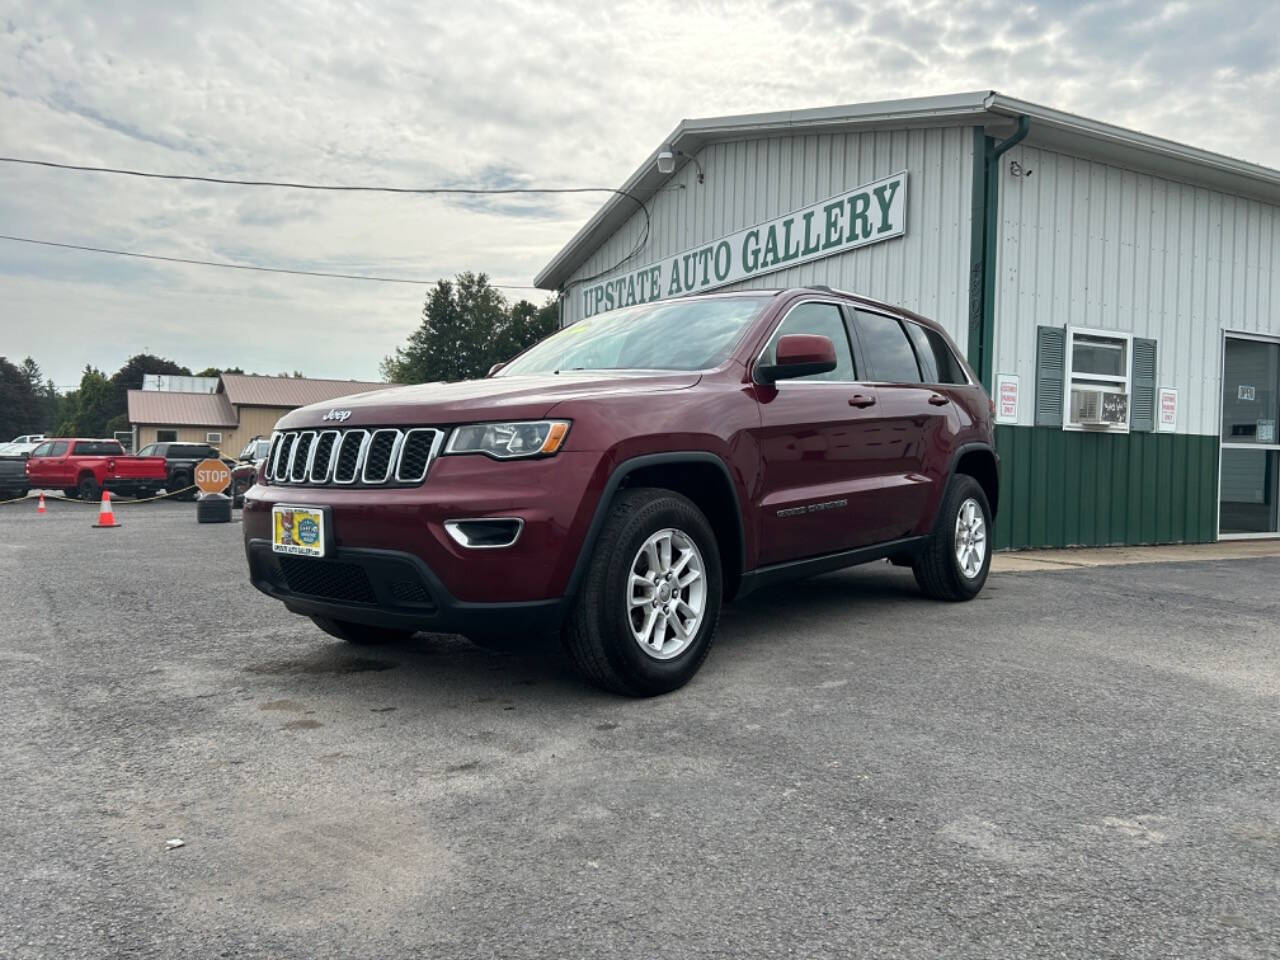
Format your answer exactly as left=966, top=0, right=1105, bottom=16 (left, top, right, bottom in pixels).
left=993, top=539, right=1280, bottom=573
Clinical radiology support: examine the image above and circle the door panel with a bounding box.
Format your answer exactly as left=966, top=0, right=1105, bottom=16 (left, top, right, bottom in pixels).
left=755, top=383, right=886, bottom=564
left=753, top=300, right=883, bottom=564
left=850, top=310, right=955, bottom=541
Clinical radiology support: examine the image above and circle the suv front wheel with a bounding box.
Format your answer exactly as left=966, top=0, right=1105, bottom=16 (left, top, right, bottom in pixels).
left=913, top=474, right=992, bottom=601
left=563, top=488, right=722, bottom=696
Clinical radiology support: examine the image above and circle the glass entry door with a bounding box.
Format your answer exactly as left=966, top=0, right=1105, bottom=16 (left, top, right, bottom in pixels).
left=1220, top=335, right=1280, bottom=537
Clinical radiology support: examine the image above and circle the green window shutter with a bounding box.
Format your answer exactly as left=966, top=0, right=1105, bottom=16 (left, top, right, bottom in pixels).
left=1130, top=337, right=1157, bottom=432
left=1035, top=325, right=1066, bottom=426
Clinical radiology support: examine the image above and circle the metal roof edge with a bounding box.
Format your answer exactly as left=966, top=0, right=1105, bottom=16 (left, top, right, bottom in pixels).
left=533, top=92, right=995, bottom=290
left=986, top=94, right=1280, bottom=194
left=535, top=91, right=1280, bottom=290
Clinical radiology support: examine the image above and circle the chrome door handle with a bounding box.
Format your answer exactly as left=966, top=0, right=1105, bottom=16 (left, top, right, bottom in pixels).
left=928, top=394, right=951, bottom=406
left=848, top=394, right=877, bottom=408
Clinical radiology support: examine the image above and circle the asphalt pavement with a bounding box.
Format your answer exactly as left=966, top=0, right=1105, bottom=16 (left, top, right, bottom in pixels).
left=2, top=498, right=1278, bottom=959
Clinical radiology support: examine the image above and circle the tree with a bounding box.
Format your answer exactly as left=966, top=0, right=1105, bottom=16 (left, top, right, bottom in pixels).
left=494, top=299, right=558, bottom=364
left=382, top=273, right=560, bottom=384
left=109, top=353, right=191, bottom=415
left=194, top=366, right=244, bottom=378
left=56, top=367, right=116, bottom=437
left=19, top=357, right=42, bottom=391
left=0, top=357, right=43, bottom=438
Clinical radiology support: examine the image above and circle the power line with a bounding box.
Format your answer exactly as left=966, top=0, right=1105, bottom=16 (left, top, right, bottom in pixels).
left=0, top=155, right=652, bottom=289
left=0, top=234, right=542, bottom=291
left=0, top=155, right=618, bottom=199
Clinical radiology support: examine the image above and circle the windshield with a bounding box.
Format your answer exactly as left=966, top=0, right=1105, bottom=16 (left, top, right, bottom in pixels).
left=497, top=296, right=768, bottom=377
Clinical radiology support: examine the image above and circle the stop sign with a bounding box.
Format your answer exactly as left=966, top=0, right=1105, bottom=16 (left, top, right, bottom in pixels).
left=194, top=458, right=232, bottom=494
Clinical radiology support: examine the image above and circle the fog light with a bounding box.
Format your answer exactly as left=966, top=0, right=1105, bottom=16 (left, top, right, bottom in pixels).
left=444, top=518, right=524, bottom=549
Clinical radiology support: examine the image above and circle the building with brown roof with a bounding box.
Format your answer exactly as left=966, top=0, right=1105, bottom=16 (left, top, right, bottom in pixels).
left=128, top=373, right=385, bottom=456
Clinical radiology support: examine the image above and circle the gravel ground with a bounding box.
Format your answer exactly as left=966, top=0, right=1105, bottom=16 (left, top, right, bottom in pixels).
left=1, top=498, right=1278, bottom=959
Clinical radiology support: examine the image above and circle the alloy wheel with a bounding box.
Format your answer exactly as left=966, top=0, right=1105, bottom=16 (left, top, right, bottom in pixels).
left=954, top=497, right=987, bottom=579
left=626, top=527, right=707, bottom=660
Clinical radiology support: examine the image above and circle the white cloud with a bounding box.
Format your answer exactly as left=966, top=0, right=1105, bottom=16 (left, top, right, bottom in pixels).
left=0, top=0, right=1276, bottom=385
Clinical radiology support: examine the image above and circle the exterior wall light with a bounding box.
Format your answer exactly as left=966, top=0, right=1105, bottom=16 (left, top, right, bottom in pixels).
left=655, top=147, right=705, bottom=184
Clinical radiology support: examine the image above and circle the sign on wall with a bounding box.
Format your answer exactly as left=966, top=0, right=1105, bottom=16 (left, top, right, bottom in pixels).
left=579, top=171, right=908, bottom=318
left=1157, top=387, right=1178, bottom=432
left=995, top=374, right=1020, bottom=424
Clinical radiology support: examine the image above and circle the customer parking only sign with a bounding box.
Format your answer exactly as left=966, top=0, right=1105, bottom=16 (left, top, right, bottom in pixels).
left=581, top=171, right=908, bottom=317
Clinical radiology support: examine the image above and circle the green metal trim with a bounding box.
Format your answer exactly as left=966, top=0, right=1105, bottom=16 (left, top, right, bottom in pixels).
left=993, top=425, right=1220, bottom=550
left=965, top=126, right=987, bottom=374
left=967, top=117, right=1029, bottom=392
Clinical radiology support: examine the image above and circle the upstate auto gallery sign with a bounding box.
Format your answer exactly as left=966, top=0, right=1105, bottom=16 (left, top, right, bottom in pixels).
left=581, top=171, right=907, bottom=317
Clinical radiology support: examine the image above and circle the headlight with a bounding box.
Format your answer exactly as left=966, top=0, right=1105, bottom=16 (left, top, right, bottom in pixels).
left=445, top=420, right=570, bottom=459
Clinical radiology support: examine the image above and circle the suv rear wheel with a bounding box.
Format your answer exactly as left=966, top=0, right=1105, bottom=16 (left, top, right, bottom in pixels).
left=563, top=488, right=722, bottom=696
left=913, top=474, right=992, bottom=601
left=310, top=615, right=416, bottom=646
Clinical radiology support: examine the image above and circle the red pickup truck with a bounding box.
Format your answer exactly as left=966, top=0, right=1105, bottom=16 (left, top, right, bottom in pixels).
left=25, top=438, right=168, bottom=500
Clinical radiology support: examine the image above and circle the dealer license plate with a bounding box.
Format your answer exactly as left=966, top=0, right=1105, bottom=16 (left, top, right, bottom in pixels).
left=271, top=505, right=327, bottom=557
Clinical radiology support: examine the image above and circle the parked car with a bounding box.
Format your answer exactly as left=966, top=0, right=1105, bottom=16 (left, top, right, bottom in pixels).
left=243, top=287, right=998, bottom=695
left=231, top=437, right=272, bottom=508
left=0, top=449, right=29, bottom=499
left=25, top=438, right=168, bottom=500
left=135, top=441, right=237, bottom=501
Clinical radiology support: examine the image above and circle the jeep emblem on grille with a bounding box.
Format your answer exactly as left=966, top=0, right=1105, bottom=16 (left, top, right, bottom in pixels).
left=322, top=409, right=352, bottom=422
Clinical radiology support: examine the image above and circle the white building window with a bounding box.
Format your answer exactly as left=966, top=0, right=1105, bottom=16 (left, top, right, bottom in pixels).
left=1064, top=327, right=1132, bottom=432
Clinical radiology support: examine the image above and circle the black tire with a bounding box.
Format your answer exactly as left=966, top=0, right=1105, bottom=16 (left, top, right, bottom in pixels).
left=913, top=474, right=992, bottom=602
left=62, top=488, right=79, bottom=500
left=562, top=488, right=723, bottom=697
left=310, top=615, right=416, bottom=646
left=172, top=473, right=197, bottom=501
left=77, top=475, right=99, bottom=502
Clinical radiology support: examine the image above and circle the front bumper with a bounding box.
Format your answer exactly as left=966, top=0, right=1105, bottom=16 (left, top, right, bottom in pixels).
left=246, top=539, right=565, bottom=637
left=242, top=450, right=607, bottom=630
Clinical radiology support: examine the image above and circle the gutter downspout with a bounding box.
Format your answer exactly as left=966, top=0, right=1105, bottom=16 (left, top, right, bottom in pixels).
left=966, top=114, right=1029, bottom=391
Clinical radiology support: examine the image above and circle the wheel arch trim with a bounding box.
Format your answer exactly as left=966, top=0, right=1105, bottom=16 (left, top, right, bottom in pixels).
left=563, top=451, right=748, bottom=603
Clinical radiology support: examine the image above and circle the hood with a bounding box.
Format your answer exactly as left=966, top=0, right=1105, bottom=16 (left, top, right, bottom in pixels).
left=276, top=371, right=703, bottom=429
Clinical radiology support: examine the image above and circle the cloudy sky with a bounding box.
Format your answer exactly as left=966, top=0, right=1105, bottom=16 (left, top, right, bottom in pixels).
left=1, top=0, right=1277, bottom=388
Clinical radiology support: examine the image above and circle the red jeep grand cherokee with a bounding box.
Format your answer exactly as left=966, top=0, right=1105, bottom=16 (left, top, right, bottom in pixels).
left=244, top=287, right=998, bottom=695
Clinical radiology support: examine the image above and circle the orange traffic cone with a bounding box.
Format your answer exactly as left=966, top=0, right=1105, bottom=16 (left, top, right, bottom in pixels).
left=37, top=492, right=46, bottom=514
left=92, top=490, right=120, bottom=529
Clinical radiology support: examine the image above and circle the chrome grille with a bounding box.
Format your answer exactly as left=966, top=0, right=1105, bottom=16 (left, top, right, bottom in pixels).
left=289, top=431, right=315, bottom=481
left=361, top=429, right=399, bottom=483
left=265, top=427, right=442, bottom=487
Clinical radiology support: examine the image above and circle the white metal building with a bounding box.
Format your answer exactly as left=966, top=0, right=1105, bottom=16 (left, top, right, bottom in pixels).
left=535, top=92, right=1280, bottom=548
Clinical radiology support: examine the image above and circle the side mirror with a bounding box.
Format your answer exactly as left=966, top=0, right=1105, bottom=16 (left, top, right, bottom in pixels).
left=755, top=334, right=838, bottom=384
left=487, top=362, right=505, bottom=377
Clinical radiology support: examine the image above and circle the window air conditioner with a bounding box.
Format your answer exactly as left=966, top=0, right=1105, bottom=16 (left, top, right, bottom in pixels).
left=1070, top=387, right=1128, bottom=426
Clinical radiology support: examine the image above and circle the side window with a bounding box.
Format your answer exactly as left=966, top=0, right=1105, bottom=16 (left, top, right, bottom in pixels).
left=855, top=312, right=923, bottom=383
left=762, top=302, right=856, bottom=383
left=48, top=441, right=69, bottom=457
left=136, top=444, right=156, bottom=457
left=905, top=322, right=968, bottom=385
left=72, top=441, right=123, bottom=456
left=31, top=442, right=53, bottom=457
left=904, top=324, right=938, bottom=382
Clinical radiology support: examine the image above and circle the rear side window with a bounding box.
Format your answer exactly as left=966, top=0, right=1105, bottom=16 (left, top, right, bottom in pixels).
left=48, top=441, right=69, bottom=457
left=905, top=322, right=968, bottom=385
left=762, top=302, right=856, bottom=382
left=72, top=441, right=124, bottom=456
left=855, top=311, right=922, bottom=383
